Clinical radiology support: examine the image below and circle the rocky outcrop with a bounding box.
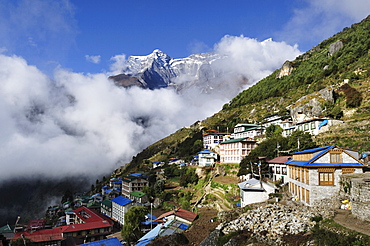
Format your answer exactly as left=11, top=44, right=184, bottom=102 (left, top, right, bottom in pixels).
left=329, top=40, right=344, bottom=55
left=276, top=61, right=294, bottom=78
left=218, top=204, right=316, bottom=245
left=199, top=203, right=336, bottom=246
left=198, top=229, right=221, bottom=246
left=290, top=87, right=335, bottom=122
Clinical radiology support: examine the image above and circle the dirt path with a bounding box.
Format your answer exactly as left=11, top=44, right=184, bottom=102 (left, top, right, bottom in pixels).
left=333, top=209, right=370, bottom=236
left=183, top=207, right=219, bottom=245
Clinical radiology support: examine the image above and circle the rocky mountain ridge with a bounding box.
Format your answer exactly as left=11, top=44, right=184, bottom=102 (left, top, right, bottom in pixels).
left=108, top=49, right=239, bottom=93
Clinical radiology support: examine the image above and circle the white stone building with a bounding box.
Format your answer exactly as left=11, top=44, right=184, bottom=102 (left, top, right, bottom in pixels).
left=203, top=131, right=231, bottom=149
left=267, top=156, right=291, bottom=183
left=219, top=137, right=257, bottom=164
left=286, top=145, right=364, bottom=206
left=122, top=173, right=149, bottom=198
left=231, top=124, right=264, bottom=139
left=198, top=150, right=218, bottom=167
left=238, top=178, right=276, bottom=207
left=283, top=118, right=343, bottom=137
left=111, top=196, right=134, bottom=225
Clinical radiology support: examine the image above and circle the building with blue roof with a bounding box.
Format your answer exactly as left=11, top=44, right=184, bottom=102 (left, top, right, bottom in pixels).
left=81, top=237, right=122, bottom=246
left=135, top=219, right=190, bottom=246
left=198, top=150, right=218, bottom=167
left=122, top=173, right=149, bottom=198
left=286, top=145, right=365, bottom=206
left=111, top=196, right=134, bottom=226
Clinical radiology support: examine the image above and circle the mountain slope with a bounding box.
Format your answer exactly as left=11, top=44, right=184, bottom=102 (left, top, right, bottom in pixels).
left=117, top=15, right=370, bottom=174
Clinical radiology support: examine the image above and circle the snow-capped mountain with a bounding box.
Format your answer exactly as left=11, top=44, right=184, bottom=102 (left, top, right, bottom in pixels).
left=109, top=49, right=230, bottom=91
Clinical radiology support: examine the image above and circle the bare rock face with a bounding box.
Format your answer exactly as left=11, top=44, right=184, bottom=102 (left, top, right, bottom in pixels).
left=329, top=40, right=344, bottom=55
left=276, top=61, right=294, bottom=78
left=290, top=87, right=335, bottom=122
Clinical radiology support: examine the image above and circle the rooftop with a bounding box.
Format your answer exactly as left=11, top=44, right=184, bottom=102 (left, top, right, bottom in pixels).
left=111, top=196, right=133, bottom=206
left=156, top=208, right=197, bottom=223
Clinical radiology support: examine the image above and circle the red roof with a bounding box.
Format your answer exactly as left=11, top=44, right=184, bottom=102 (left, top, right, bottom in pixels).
left=14, top=227, right=66, bottom=242
left=156, top=208, right=197, bottom=223
left=13, top=207, right=114, bottom=243
left=73, top=206, right=108, bottom=223
left=63, top=221, right=113, bottom=233
left=267, top=156, right=291, bottom=164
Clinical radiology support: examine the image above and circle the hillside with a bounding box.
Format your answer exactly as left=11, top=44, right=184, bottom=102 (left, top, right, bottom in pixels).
left=118, top=15, right=370, bottom=175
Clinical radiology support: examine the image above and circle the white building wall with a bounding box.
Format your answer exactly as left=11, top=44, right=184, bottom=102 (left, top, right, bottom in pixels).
left=240, top=183, right=275, bottom=207
left=112, top=202, right=134, bottom=226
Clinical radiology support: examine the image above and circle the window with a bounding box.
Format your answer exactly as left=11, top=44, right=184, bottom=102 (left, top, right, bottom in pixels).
left=282, top=167, right=287, bottom=175
left=311, top=122, right=316, bottom=129
left=342, top=168, right=355, bottom=174
left=304, top=124, right=309, bottom=130
left=276, top=167, right=281, bottom=174
left=330, top=153, right=341, bottom=163
left=318, top=168, right=335, bottom=186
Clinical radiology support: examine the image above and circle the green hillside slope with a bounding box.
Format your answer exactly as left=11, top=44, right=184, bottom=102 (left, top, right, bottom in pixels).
left=121, top=15, right=370, bottom=174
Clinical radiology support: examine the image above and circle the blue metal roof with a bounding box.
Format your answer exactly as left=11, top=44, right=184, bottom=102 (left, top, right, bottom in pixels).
left=199, top=150, right=214, bottom=154
left=287, top=145, right=364, bottom=167
left=111, top=196, right=133, bottom=206
left=81, top=237, right=122, bottom=246
left=291, top=145, right=334, bottom=155
left=130, top=173, right=142, bottom=177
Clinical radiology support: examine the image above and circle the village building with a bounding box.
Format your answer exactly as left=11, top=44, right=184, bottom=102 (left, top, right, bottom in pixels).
left=286, top=145, right=365, bottom=206
left=231, top=123, right=265, bottom=139
left=168, top=158, right=185, bottom=166
left=262, top=114, right=293, bottom=130
left=267, top=156, right=291, bottom=183
left=283, top=118, right=343, bottom=137
left=102, top=186, right=121, bottom=200
left=135, top=218, right=190, bottom=246
left=111, top=196, right=134, bottom=226
left=80, top=237, right=122, bottom=246
left=197, top=150, right=218, bottom=167
left=13, top=206, right=114, bottom=246
left=238, top=178, right=276, bottom=207
left=129, top=191, right=148, bottom=205
left=122, top=173, right=149, bottom=198
left=202, top=130, right=231, bottom=149
left=219, top=137, right=257, bottom=164
left=100, top=200, right=112, bottom=218
left=155, top=208, right=197, bottom=225
left=152, top=161, right=165, bottom=169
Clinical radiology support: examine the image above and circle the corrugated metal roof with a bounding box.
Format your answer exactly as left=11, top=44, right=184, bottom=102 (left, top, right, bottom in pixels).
left=267, top=156, right=291, bottom=164
left=220, top=137, right=256, bottom=144
left=111, top=196, right=133, bottom=206
left=287, top=145, right=365, bottom=167
left=81, top=237, right=122, bottom=246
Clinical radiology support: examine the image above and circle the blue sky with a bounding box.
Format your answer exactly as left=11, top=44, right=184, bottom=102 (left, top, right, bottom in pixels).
left=1, top=0, right=369, bottom=75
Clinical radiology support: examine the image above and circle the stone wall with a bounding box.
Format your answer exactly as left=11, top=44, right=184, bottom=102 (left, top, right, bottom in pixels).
left=340, top=173, right=370, bottom=221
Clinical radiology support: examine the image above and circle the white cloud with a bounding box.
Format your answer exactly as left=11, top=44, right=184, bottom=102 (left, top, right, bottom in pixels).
left=109, top=54, right=127, bottom=75
left=85, top=55, right=101, bottom=64
left=0, top=34, right=302, bottom=184
left=213, top=35, right=301, bottom=84
left=277, top=0, right=370, bottom=50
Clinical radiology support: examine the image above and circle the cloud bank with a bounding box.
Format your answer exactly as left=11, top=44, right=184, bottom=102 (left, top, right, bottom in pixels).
left=0, top=36, right=301, bottom=184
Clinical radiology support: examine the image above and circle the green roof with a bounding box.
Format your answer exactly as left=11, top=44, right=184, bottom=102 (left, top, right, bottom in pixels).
left=0, top=224, right=12, bottom=233
left=101, top=200, right=112, bottom=207
left=235, top=123, right=261, bottom=127
left=130, top=191, right=146, bottom=198
left=220, top=137, right=256, bottom=144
